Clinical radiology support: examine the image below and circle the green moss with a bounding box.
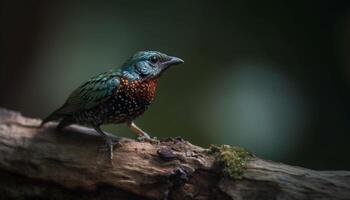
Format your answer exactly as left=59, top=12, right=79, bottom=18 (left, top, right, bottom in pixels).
left=209, top=144, right=253, bottom=179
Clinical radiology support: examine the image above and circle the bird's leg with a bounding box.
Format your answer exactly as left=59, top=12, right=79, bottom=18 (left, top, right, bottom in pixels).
left=94, top=126, right=114, bottom=161
left=127, top=121, right=158, bottom=142
left=127, top=121, right=150, bottom=139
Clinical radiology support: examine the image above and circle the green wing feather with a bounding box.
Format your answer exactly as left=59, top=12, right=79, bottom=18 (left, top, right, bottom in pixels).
left=57, top=69, right=121, bottom=115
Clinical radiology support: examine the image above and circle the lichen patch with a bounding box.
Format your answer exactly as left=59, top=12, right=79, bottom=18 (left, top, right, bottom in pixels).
left=209, top=144, right=253, bottom=179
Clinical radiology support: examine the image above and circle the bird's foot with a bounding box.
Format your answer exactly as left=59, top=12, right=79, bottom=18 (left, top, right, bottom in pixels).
left=137, top=133, right=159, bottom=145
left=98, top=141, right=119, bottom=153
left=136, top=132, right=150, bottom=141
left=98, top=138, right=121, bottom=161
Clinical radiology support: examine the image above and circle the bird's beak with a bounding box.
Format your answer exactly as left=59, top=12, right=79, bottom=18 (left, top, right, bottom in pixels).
left=156, top=56, right=184, bottom=77
left=162, top=56, right=184, bottom=66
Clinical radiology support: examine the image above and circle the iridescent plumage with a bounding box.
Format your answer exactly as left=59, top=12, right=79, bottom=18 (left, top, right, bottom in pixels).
left=41, top=51, right=184, bottom=160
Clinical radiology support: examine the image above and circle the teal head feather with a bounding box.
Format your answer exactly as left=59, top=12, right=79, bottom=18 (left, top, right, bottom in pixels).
left=120, top=51, right=184, bottom=80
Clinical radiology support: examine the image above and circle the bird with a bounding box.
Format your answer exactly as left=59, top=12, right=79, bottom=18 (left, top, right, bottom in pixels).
left=41, top=51, right=184, bottom=160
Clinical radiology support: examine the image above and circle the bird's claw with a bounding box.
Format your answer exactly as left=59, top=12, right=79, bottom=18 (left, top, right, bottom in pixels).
left=137, top=134, right=159, bottom=145
left=137, top=133, right=150, bottom=141
left=98, top=138, right=121, bottom=161
left=98, top=139, right=120, bottom=150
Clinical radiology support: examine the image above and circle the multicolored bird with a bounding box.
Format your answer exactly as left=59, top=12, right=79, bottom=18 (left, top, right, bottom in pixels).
left=41, top=51, right=184, bottom=159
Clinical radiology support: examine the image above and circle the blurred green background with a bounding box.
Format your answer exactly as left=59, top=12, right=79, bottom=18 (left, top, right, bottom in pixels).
left=1, top=0, right=350, bottom=170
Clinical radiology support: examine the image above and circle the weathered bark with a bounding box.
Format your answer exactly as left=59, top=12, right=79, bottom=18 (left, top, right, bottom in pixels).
left=0, top=108, right=349, bottom=200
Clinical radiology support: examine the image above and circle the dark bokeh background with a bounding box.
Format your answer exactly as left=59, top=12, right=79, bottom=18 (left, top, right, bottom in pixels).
left=1, top=0, right=350, bottom=170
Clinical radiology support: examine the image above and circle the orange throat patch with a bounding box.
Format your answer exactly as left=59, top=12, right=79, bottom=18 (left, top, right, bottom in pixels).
left=119, top=78, right=159, bottom=103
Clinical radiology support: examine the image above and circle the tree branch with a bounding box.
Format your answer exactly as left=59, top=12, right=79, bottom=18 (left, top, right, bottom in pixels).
left=0, top=108, right=349, bottom=200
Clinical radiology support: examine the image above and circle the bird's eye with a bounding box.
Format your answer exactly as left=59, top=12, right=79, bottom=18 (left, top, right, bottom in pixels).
left=150, top=56, right=159, bottom=63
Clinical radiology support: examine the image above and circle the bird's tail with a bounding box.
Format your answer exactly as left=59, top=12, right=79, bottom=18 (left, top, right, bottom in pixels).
left=39, top=107, right=63, bottom=128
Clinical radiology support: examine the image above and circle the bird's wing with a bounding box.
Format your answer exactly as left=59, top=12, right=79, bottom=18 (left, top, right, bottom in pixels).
left=56, top=70, right=121, bottom=115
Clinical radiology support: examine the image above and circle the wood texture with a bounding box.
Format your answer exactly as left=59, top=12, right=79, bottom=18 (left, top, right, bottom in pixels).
left=0, top=108, right=349, bottom=200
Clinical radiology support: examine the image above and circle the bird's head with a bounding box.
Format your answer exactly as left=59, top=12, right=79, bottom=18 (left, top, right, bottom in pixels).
left=121, top=51, right=184, bottom=80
